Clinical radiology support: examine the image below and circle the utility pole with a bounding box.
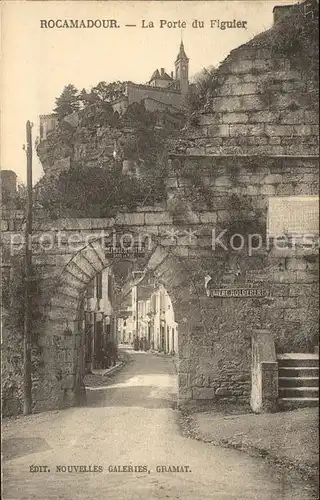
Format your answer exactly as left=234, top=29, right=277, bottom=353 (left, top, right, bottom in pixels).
left=23, top=120, right=33, bottom=415
left=135, top=286, right=139, bottom=340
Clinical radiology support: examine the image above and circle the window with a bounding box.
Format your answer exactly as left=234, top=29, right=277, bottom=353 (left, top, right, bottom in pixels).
left=96, top=272, right=102, bottom=299
left=108, top=274, right=113, bottom=301
left=86, top=278, right=95, bottom=299
left=151, top=294, right=157, bottom=312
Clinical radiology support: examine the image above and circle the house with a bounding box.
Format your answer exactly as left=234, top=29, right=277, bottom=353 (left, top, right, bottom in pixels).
left=149, top=285, right=178, bottom=354
left=111, top=41, right=189, bottom=115
left=39, top=41, right=190, bottom=143
left=39, top=113, right=58, bottom=141
left=82, top=267, right=117, bottom=371
left=126, top=279, right=177, bottom=354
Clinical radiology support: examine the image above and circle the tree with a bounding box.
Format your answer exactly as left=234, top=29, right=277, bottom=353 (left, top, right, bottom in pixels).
left=54, top=84, right=80, bottom=120
left=186, top=66, right=220, bottom=113
left=78, top=88, right=99, bottom=106
left=35, top=162, right=147, bottom=218
left=15, top=182, right=27, bottom=209
left=79, top=100, right=117, bottom=129
left=90, top=81, right=126, bottom=103
left=123, top=102, right=155, bottom=128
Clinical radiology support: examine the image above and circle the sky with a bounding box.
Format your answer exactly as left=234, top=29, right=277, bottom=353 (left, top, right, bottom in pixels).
left=1, top=0, right=297, bottom=184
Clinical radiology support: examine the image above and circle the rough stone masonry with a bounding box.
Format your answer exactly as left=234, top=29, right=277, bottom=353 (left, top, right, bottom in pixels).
left=1, top=6, right=319, bottom=414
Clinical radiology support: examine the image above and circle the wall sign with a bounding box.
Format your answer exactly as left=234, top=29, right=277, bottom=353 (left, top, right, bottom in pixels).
left=207, top=288, right=271, bottom=298
left=268, top=196, right=319, bottom=237
left=204, top=273, right=271, bottom=298
left=105, top=244, right=146, bottom=258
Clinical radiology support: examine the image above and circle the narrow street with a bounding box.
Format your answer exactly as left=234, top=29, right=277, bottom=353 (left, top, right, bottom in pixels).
left=2, top=349, right=316, bottom=500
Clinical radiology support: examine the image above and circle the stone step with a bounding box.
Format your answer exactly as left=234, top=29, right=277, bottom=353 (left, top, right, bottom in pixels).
left=278, top=397, right=319, bottom=410
left=277, top=353, right=319, bottom=367
left=277, top=353, right=319, bottom=359
left=279, top=367, right=319, bottom=378
left=279, top=386, right=319, bottom=398
left=279, top=376, right=319, bottom=388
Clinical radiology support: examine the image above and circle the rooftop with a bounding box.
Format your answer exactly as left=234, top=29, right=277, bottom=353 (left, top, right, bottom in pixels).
left=176, top=41, right=188, bottom=61
left=149, top=68, right=173, bottom=83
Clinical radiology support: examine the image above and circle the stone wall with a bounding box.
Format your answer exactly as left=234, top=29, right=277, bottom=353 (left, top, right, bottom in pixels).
left=165, top=153, right=318, bottom=404
left=2, top=179, right=318, bottom=413
left=1, top=309, right=24, bottom=417
left=127, top=83, right=182, bottom=110
left=1, top=260, right=50, bottom=417
left=162, top=9, right=319, bottom=407
left=167, top=154, right=319, bottom=351
left=4, top=7, right=318, bottom=415
left=174, top=248, right=318, bottom=406
left=3, top=10, right=320, bottom=410
left=183, top=21, right=318, bottom=157
left=167, top=155, right=319, bottom=212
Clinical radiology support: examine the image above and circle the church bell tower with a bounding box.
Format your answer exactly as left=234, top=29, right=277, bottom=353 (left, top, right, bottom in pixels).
left=175, top=41, right=189, bottom=96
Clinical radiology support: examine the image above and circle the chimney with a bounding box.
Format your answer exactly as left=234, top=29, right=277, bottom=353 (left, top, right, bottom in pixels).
left=160, top=68, right=165, bottom=76
left=273, top=4, right=296, bottom=25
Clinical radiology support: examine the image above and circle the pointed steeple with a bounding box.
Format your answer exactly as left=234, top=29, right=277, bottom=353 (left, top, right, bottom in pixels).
left=174, top=40, right=189, bottom=96
left=176, top=40, right=188, bottom=62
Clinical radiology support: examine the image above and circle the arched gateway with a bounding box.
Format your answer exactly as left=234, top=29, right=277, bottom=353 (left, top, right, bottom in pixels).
left=4, top=159, right=317, bottom=415
left=28, top=227, right=206, bottom=413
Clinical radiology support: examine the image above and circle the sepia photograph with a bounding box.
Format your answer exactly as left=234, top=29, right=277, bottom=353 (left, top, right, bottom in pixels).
left=1, top=1, right=319, bottom=499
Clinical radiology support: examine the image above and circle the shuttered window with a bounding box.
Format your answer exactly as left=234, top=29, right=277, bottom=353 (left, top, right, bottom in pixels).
left=96, top=272, right=103, bottom=299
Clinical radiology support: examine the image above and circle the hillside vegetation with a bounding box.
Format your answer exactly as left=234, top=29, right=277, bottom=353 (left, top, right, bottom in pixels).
left=36, top=82, right=183, bottom=217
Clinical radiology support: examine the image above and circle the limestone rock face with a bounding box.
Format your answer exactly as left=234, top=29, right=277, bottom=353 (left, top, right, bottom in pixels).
left=36, top=113, right=162, bottom=180
left=37, top=131, right=74, bottom=174
left=37, top=122, right=122, bottom=174
left=73, top=126, right=122, bottom=168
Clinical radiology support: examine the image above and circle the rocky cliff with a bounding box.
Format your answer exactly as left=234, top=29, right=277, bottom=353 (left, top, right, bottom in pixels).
left=35, top=102, right=185, bottom=216
left=37, top=101, right=183, bottom=175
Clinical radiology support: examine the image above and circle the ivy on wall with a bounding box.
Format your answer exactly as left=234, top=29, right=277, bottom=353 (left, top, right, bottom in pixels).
left=226, top=194, right=266, bottom=237
left=1, top=258, right=45, bottom=416
left=269, top=4, right=319, bottom=81
left=172, top=159, right=215, bottom=209
left=168, top=157, right=267, bottom=236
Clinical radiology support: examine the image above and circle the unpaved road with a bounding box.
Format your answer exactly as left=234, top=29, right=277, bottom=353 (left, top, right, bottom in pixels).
left=2, top=349, right=317, bottom=500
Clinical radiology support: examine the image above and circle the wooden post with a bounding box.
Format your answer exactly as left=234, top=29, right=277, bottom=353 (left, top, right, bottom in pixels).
left=23, top=120, right=33, bottom=415
left=136, top=286, right=139, bottom=340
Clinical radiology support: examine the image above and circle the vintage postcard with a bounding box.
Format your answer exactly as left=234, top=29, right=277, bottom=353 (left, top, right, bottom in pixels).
left=1, top=1, right=319, bottom=499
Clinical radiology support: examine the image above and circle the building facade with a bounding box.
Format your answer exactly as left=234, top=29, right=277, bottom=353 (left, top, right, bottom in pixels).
left=125, top=281, right=178, bottom=354
left=149, top=285, right=178, bottom=353
left=82, top=267, right=117, bottom=371
left=39, top=42, right=190, bottom=140
left=112, top=42, right=190, bottom=115
left=39, top=113, right=58, bottom=141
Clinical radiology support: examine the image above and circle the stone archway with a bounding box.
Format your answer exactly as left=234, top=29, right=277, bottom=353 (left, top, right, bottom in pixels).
left=34, top=236, right=206, bottom=413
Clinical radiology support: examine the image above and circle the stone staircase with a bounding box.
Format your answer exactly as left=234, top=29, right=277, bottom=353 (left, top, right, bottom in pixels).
left=277, top=352, right=319, bottom=410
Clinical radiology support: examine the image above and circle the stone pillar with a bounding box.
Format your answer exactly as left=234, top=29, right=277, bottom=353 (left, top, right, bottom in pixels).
left=61, top=329, right=77, bottom=407
left=251, top=329, right=278, bottom=413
